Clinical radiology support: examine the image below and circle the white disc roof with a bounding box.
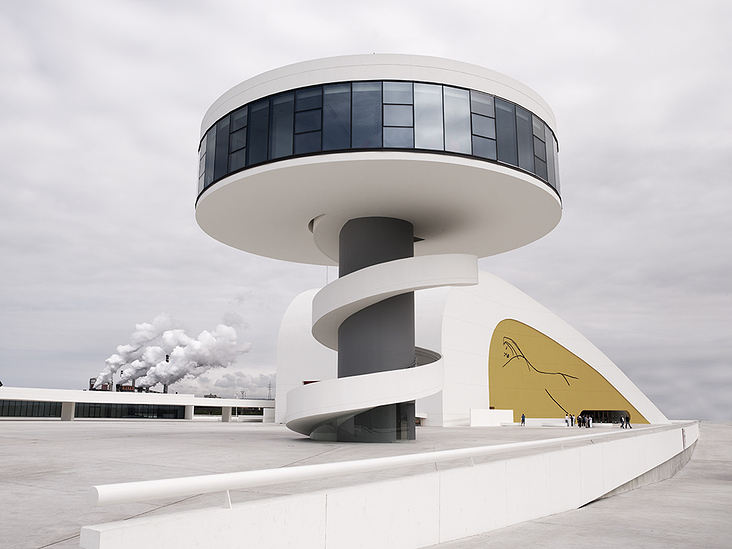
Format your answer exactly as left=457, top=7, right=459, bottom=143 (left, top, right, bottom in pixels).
left=196, top=151, right=561, bottom=265
left=195, top=55, right=562, bottom=266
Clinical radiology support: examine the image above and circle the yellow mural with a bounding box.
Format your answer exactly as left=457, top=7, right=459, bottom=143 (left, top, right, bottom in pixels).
left=488, top=319, right=647, bottom=424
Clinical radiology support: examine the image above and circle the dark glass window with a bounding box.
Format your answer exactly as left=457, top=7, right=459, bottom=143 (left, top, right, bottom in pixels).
left=228, top=113, right=247, bottom=175
left=197, top=79, right=558, bottom=199
left=323, top=83, right=351, bottom=150
left=352, top=82, right=382, bottom=148
left=471, top=113, right=495, bottom=139
left=74, top=402, right=185, bottom=419
left=214, top=116, right=230, bottom=180
left=204, top=127, right=216, bottom=187
left=384, top=127, right=413, bottom=148
left=231, top=107, right=248, bottom=131
left=230, top=128, right=247, bottom=152
left=270, top=93, right=294, bottom=159
left=384, top=104, right=413, bottom=127
left=229, top=148, right=246, bottom=171
left=532, top=114, right=544, bottom=138
left=383, top=81, right=413, bottom=104
left=472, top=135, right=497, bottom=160
left=495, top=98, right=517, bottom=165
left=516, top=106, right=534, bottom=171
left=414, top=83, right=443, bottom=150
left=248, top=99, right=269, bottom=165
left=295, top=110, right=321, bottom=133
left=533, top=135, right=546, bottom=161
left=292, top=87, right=323, bottom=155
left=198, top=142, right=206, bottom=177
left=296, top=87, right=322, bottom=111
left=295, top=131, right=322, bottom=155
left=198, top=139, right=206, bottom=194
left=470, top=90, right=494, bottom=117
left=444, top=86, right=471, bottom=154
left=534, top=157, right=548, bottom=180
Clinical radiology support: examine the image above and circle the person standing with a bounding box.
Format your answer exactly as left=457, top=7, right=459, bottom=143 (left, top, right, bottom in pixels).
left=565, top=414, right=569, bottom=427
left=620, top=415, right=625, bottom=429
left=626, top=415, right=632, bottom=429
left=521, top=413, right=525, bottom=427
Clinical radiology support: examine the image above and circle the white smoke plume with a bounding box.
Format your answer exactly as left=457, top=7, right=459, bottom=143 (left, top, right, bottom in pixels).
left=95, top=314, right=251, bottom=390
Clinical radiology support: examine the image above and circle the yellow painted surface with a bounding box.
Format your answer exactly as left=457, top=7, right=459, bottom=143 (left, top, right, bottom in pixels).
left=488, top=319, right=647, bottom=424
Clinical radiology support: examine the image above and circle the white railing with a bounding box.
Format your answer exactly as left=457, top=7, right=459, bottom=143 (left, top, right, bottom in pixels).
left=88, top=427, right=656, bottom=507
left=286, top=253, right=478, bottom=437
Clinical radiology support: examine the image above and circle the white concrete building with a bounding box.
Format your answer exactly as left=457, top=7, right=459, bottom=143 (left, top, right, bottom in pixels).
left=196, top=54, right=563, bottom=441
left=0, top=386, right=273, bottom=422
left=276, top=271, right=668, bottom=429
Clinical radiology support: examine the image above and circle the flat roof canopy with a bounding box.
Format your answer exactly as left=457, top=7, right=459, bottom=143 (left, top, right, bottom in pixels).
left=196, top=152, right=561, bottom=265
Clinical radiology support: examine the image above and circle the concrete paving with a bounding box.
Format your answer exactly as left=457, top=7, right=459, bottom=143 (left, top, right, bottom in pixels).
left=0, top=419, right=728, bottom=549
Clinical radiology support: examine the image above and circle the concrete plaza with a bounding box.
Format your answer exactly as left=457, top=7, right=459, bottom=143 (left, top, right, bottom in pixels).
left=1, top=419, right=729, bottom=549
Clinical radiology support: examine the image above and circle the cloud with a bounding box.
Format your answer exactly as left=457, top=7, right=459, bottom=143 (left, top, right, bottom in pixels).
left=213, top=371, right=275, bottom=399
left=0, top=0, right=730, bottom=420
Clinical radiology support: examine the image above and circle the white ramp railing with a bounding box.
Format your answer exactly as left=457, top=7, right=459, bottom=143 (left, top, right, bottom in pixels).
left=88, top=427, right=651, bottom=507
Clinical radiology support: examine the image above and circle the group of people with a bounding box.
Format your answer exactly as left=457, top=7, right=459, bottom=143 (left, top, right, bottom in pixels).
left=520, top=413, right=632, bottom=428
left=565, top=413, right=592, bottom=427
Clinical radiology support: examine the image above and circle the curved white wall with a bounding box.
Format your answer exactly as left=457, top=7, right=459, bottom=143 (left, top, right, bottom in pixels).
left=275, top=289, right=337, bottom=424
left=275, top=272, right=668, bottom=429
left=434, top=272, right=668, bottom=425
left=202, top=54, right=557, bottom=138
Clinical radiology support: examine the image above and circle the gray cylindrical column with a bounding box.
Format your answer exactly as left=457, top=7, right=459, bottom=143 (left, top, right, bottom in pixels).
left=336, top=217, right=416, bottom=442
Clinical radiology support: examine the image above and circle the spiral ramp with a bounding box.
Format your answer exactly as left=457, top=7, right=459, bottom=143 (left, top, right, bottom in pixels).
left=285, top=254, right=479, bottom=437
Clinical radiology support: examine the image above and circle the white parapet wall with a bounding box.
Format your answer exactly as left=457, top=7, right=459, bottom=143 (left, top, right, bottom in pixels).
left=80, top=422, right=697, bottom=549
left=470, top=408, right=514, bottom=426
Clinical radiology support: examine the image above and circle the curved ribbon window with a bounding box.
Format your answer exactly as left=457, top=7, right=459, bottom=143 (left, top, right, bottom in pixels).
left=197, top=81, right=560, bottom=199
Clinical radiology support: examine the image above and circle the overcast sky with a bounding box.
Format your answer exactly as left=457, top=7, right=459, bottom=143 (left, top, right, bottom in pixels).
left=1, top=0, right=729, bottom=420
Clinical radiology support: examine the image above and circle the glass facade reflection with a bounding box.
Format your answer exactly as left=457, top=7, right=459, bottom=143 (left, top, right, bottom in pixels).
left=198, top=80, right=560, bottom=198
left=0, top=400, right=185, bottom=419
left=75, top=403, right=186, bottom=419
left=0, top=399, right=62, bottom=417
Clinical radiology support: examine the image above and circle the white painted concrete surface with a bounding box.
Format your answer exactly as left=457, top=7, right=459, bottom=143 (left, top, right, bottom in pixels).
left=285, top=359, right=444, bottom=436
left=277, top=272, right=670, bottom=430
left=202, top=54, right=558, bottom=135
left=470, top=408, right=514, bottom=426
left=311, top=253, right=478, bottom=350
left=80, top=422, right=697, bottom=549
